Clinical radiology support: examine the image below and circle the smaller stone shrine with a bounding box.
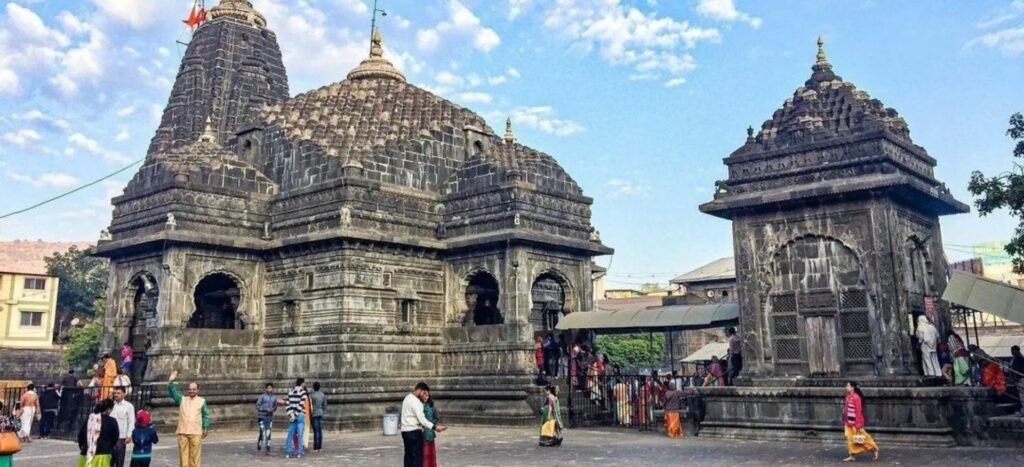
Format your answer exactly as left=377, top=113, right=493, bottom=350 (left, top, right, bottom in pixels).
left=697, top=38, right=998, bottom=447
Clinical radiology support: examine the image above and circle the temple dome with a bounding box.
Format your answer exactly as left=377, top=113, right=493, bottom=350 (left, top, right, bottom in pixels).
left=742, top=37, right=911, bottom=154
left=251, top=34, right=579, bottom=196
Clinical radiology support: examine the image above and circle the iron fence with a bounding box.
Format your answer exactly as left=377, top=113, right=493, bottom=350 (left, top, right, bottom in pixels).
left=2, top=385, right=154, bottom=440
left=566, top=374, right=703, bottom=433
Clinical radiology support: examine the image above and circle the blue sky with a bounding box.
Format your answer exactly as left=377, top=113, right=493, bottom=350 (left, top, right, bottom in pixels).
left=0, top=0, right=1021, bottom=288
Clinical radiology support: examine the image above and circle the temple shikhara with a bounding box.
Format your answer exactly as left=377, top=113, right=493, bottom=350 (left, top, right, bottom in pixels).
left=95, top=0, right=610, bottom=428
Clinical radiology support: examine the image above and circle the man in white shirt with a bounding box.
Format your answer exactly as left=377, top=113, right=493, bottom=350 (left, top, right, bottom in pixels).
left=110, top=386, right=136, bottom=467
left=400, top=382, right=445, bottom=467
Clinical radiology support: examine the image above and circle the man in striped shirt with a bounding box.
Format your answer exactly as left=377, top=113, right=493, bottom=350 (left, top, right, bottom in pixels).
left=284, top=378, right=309, bottom=459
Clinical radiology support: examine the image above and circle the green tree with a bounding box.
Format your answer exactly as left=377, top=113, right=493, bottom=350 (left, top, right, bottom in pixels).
left=640, top=283, right=667, bottom=294
left=596, top=333, right=665, bottom=369
left=968, top=112, right=1024, bottom=274
left=63, top=299, right=105, bottom=371
left=45, top=245, right=109, bottom=317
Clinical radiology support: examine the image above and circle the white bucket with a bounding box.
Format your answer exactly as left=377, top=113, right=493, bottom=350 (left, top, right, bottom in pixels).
left=382, top=413, right=400, bottom=436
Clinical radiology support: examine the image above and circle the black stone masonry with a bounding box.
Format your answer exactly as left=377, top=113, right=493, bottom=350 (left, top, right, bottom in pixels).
left=94, top=0, right=611, bottom=432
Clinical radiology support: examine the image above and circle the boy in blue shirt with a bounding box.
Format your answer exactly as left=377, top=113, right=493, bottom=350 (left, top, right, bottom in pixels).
left=131, top=409, right=159, bottom=467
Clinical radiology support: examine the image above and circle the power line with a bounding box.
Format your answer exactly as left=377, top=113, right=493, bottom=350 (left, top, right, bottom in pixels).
left=0, top=158, right=144, bottom=220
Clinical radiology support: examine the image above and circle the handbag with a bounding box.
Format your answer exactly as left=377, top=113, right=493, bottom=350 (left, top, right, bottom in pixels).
left=0, top=431, right=21, bottom=455
left=540, top=420, right=556, bottom=438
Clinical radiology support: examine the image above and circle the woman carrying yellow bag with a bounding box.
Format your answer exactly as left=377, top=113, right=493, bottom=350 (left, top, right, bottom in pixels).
left=842, top=381, right=879, bottom=462
left=0, top=401, right=22, bottom=467
left=538, top=385, right=563, bottom=447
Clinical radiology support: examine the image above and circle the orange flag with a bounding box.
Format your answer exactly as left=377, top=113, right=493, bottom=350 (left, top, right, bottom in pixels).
left=183, top=3, right=206, bottom=30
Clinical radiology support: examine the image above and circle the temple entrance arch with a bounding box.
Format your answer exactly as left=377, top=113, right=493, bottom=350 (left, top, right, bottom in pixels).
left=127, top=273, right=158, bottom=353
left=465, top=271, right=502, bottom=325
left=767, top=235, right=872, bottom=377
left=530, top=271, right=573, bottom=336
left=188, top=273, right=244, bottom=330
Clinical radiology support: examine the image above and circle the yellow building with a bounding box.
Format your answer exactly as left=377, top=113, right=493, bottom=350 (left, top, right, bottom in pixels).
left=0, top=271, right=59, bottom=349
left=0, top=240, right=92, bottom=349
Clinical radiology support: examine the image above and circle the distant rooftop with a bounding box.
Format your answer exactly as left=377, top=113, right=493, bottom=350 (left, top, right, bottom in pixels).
left=670, top=257, right=736, bottom=285
left=0, top=240, right=95, bottom=275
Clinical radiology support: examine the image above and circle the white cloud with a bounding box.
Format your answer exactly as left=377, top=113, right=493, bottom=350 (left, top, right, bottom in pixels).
left=435, top=70, right=464, bottom=87
left=664, top=77, right=686, bottom=88
left=977, top=0, right=1024, bottom=29
left=392, top=15, right=412, bottom=29
left=0, top=67, right=17, bottom=94
left=695, top=0, right=763, bottom=29
left=6, top=3, right=69, bottom=46
left=116, top=106, right=136, bottom=117
left=508, top=0, right=532, bottom=20
left=607, top=178, right=651, bottom=197
left=12, top=110, right=70, bottom=131
left=114, top=128, right=130, bottom=143
left=157, top=47, right=170, bottom=57
left=5, top=171, right=78, bottom=188
left=488, top=67, right=521, bottom=85
left=58, top=11, right=89, bottom=35
left=68, top=133, right=133, bottom=164
left=122, top=46, right=140, bottom=58
left=90, top=0, right=180, bottom=29
left=541, top=0, right=718, bottom=85
left=457, top=92, right=493, bottom=104
left=1, top=129, right=42, bottom=147
left=55, top=208, right=100, bottom=220
left=508, top=106, right=585, bottom=136
left=417, top=0, right=501, bottom=53
left=965, top=27, right=1024, bottom=55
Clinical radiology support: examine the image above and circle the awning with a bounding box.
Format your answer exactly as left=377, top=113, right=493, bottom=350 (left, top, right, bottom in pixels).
left=556, top=302, right=738, bottom=333
left=976, top=335, right=1024, bottom=359
left=942, top=271, right=1024, bottom=325
left=681, top=342, right=730, bottom=363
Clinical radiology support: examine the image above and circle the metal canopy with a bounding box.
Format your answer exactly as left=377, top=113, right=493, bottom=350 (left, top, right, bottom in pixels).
left=681, top=342, right=730, bottom=363
left=556, top=302, right=739, bottom=333
left=942, top=271, right=1024, bottom=325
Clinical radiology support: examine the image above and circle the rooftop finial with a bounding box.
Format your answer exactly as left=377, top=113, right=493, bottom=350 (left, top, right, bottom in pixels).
left=199, top=116, right=217, bottom=143
left=371, top=29, right=383, bottom=58
left=504, top=117, right=516, bottom=144
left=816, top=35, right=827, bottom=65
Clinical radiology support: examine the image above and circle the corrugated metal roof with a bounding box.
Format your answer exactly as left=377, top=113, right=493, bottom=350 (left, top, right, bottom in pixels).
left=556, top=302, right=738, bottom=332
left=681, top=342, right=730, bottom=363
left=942, top=271, right=1024, bottom=325
left=670, top=257, right=736, bottom=285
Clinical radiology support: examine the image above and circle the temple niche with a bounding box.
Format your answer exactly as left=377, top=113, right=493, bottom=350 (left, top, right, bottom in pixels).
left=95, top=0, right=610, bottom=430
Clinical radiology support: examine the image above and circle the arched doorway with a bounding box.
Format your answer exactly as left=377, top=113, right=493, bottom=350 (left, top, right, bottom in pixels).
left=530, top=274, right=566, bottom=336
left=767, top=236, right=871, bottom=377
left=128, top=274, right=158, bottom=349
left=465, top=272, right=502, bottom=325
left=188, top=273, right=244, bottom=330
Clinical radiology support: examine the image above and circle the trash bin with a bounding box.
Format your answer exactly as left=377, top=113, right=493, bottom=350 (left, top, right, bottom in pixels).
left=382, top=413, right=400, bottom=436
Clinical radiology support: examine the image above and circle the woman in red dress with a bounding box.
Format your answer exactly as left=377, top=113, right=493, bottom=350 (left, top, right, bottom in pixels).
left=423, top=393, right=441, bottom=467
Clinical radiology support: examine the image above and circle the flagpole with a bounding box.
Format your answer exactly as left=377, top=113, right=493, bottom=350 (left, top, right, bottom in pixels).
left=370, top=0, right=387, bottom=54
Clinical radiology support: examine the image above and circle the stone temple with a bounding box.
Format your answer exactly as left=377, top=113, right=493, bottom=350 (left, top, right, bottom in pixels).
left=697, top=38, right=1001, bottom=446
left=95, top=0, right=610, bottom=429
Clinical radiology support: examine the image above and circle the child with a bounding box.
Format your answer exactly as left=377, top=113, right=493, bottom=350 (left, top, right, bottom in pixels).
left=130, top=410, right=159, bottom=467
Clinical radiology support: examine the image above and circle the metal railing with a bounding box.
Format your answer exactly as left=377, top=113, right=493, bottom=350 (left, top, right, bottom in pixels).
left=970, top=351, right=1023, bottom=407
left=566, top=374, right=703, bottom=433
left=2, top=385, right=154, bottom=440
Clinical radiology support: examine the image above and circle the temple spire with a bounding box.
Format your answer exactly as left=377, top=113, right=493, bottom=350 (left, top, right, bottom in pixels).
left=207, top=0, right=267, bottom=28
left=504, top=117, right=516, bottom=144
left=346, top=29, right=406, bottom=82
left=816, top=35, right=828, bottom=65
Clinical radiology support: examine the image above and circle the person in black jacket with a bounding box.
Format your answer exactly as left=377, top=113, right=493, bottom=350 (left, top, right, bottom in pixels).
left=78, top=399, right=120, bottom=467
left=38, top=384, right=60, bottom=438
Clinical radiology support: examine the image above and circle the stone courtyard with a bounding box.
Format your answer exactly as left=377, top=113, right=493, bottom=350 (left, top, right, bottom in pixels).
left=12, top=427, right=1024, bottom=467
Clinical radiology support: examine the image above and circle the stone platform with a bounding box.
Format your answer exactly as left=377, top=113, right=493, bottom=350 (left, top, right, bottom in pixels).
left=697, top=384, right=1003, bottom=447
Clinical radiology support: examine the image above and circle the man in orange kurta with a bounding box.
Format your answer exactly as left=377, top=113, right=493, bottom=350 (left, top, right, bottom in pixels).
left=101, top=353, right=117, bottom=399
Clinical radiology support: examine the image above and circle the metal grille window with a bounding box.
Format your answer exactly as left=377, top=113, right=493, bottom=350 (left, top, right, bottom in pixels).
left=771, top=293, right=801, bottom=363
left=839, top=290, right=872, bottom=365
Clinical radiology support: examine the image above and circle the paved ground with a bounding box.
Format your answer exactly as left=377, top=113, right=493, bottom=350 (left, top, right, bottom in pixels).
left=11, top=427, right=1024, bottom=466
